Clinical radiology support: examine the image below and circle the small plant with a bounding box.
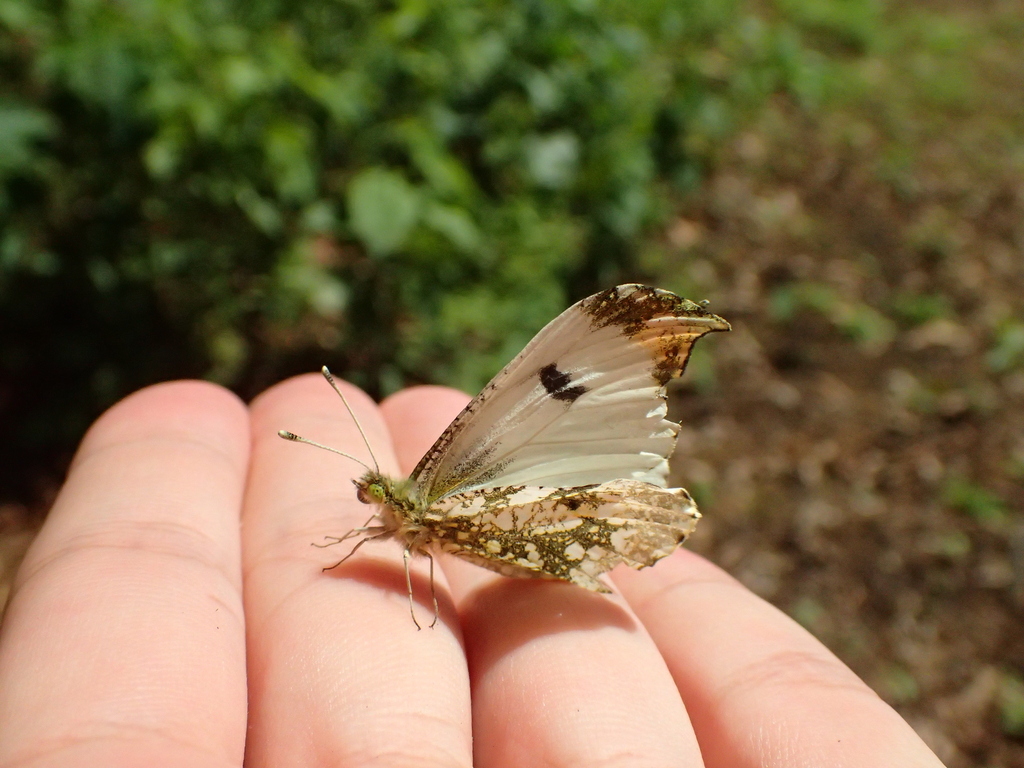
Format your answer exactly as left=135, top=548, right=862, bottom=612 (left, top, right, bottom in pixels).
left=942, top=475, right=1007, bottom=524
left=770, top=281, right=895, bottom=354
left=986, top=321, right=1024, bottom=374
left=1000, top=672, right=1024, bottom=737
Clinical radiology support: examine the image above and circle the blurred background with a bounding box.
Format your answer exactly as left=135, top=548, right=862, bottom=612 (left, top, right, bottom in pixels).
left=1, top=0, right=1021, bottom=763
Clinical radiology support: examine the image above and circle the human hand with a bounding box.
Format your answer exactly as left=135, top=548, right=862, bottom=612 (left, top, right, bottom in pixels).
left=0, top=375, right=947, bottom=766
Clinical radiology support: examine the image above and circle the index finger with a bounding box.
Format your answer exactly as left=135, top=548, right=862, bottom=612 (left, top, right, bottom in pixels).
left=0, top=381, right=249, bottom=767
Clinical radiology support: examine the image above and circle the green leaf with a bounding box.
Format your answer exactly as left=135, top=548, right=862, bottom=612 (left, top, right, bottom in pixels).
left=264, top=120, right=316, bottom=203
left=143, top=126, right=185, bottom=179
left=1001, top=673, right=1024, bottom=737
left=346, top=168, right=421, bottom=257
left=0, top=101, right=55, bottom=173
left=943, top=476, right=1007, bottom=524
left=526, top=132, right=580, bottom=189
left=987, top=322, right=1024, bottom=373
left=423, top=203, right=482, bottom=253
left=881, top=665, right=920, bottom=704
left=235, top=186, right=283, bottom=235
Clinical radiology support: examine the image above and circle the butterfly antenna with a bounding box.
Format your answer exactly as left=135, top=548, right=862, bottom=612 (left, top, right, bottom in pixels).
left=320, top=366, right=380, bottom=472
left=277, top=430, right=374, bottom=473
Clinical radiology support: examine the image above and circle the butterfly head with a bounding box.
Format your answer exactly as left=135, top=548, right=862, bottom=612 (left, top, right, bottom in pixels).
left=353, top=470, right=417, bottom=512
left=353, top=470, right=389, bottom=505
left=353, top=470, right=424, bottom=544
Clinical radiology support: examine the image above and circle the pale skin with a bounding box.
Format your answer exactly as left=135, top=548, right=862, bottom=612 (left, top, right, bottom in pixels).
left=0, top=374, right=947, bottom=767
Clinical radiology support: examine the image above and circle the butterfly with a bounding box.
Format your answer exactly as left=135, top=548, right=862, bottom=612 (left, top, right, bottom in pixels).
left=279, top=284, right=730, bottom=628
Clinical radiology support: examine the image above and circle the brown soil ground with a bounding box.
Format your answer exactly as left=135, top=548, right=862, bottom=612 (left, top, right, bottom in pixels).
left=668, top=15, right=1024, bottom=759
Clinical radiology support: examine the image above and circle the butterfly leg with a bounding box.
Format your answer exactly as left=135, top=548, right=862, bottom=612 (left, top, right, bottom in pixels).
left=313, top=536, right=347, bottom=548
left=313, top=513, right=380, bottom=548
left=322, top=528, right=387, bottom=571
left=402, top=547, right=422, bottom=631
left=424, top=551, right=439, bottom=628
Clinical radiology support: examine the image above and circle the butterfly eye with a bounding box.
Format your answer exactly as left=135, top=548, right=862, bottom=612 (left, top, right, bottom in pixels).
left=356, top=483, right=386, bottom=505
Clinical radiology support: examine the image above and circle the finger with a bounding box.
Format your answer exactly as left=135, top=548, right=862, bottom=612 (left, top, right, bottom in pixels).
left=612, top=551, right=946, bottom=767
left=243, top=374, right=471, bottom=767
left=380, top=386, right=704, bottom=768
left=0, top=381, right=249, bottom=767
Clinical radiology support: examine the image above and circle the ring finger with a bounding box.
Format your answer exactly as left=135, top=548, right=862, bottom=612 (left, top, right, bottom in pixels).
left=380, top=386, right=705, bottom=768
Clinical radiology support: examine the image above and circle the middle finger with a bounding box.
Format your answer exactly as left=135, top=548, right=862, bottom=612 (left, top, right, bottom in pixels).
left=244, top=374, right=472, bottom=767
left=381, top=386, right=704, bottom=767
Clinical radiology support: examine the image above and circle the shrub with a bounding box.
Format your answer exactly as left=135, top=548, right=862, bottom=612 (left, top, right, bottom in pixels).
left=1, top=0, right=816, bottom=497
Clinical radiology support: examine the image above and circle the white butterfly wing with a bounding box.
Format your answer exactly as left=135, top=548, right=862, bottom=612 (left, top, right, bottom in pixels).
left=411, top=284, right=730, bottom=501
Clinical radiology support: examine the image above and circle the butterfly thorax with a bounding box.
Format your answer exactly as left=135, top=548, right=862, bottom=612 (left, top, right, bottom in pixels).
left=353, top=470, right=431, bottom=548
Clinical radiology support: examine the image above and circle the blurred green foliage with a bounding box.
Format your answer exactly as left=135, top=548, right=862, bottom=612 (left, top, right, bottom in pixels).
left=769, top=281, right=895, bottom=354
left=942, top=475, right=1008, bottom=525
left=1001, top=671, right=1024, bottom=737
left=986, top=321, right=1024, bottom=374
left=881, top=664, right=920, bottom=705
left=888, top=291, right=952, bottom=327
left=1, top=0, right=862, bottom=498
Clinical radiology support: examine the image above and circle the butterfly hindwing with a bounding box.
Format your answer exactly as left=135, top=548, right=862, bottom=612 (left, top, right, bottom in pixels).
left=410, top=285, right=730, bottom=502
left=424, top=480, right=701, bottom=592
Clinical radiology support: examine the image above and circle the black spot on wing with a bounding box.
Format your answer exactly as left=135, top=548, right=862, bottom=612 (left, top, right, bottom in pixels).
left=538, top=363, right=588, bottom=404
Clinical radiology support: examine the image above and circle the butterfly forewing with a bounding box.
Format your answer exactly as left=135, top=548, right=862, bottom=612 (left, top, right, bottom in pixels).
left=410, top=285, right=730, bottom=502
left=424, top=480, right=701, bottom=591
